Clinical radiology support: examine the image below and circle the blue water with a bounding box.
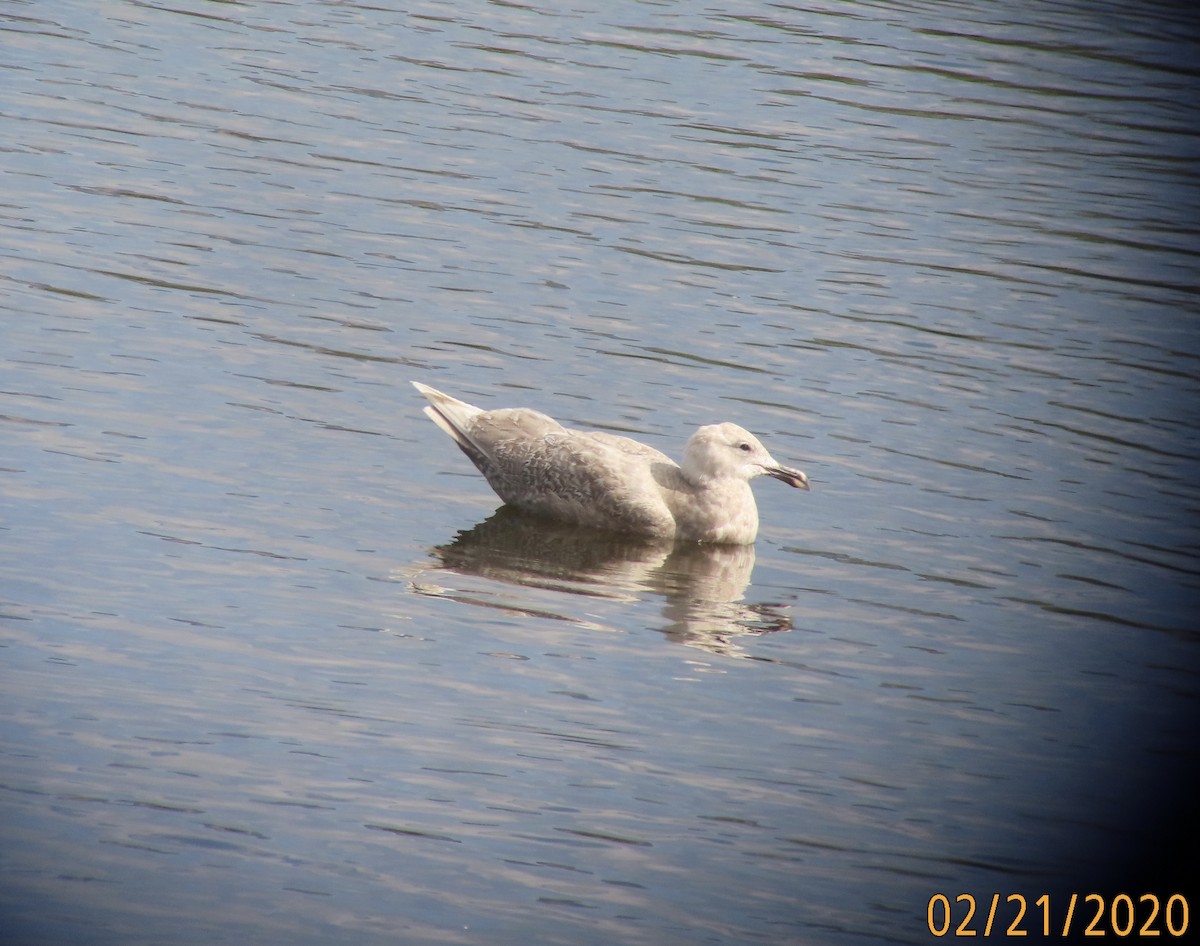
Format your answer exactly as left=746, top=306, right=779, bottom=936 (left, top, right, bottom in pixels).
left=3, top=2, right=1198, bottom=944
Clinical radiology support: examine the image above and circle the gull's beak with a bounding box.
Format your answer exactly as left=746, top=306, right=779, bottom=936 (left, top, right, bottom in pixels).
left=765, top=464, right=810, bottom=490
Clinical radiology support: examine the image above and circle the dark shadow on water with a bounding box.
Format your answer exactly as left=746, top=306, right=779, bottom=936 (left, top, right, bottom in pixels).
left=415, top=505, right=793, bottom=657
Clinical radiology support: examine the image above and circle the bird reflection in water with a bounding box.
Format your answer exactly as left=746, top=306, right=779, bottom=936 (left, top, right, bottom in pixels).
left=408, top=506, right=792, bottom=658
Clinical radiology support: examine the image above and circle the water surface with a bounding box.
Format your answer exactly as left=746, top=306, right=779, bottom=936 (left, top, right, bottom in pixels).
left=3, top=2, right=1198, bottom=944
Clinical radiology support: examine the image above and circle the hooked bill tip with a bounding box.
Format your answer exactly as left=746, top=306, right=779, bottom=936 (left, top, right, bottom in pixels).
left=768, top=467, right=810, bottom=490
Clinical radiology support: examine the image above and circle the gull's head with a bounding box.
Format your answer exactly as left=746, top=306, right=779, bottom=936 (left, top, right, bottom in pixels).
left=684, top=423, right=810, bottom=490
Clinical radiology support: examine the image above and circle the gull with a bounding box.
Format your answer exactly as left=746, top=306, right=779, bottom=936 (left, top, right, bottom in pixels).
left=412, top=382, right=809, bottom=544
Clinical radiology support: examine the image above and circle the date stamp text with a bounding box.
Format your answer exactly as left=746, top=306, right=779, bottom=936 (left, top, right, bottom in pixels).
left=927, top=892, right=1189, bottom=938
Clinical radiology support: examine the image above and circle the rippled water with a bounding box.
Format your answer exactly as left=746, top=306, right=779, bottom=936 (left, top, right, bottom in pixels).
left=3, top=1, right=1199, bottom=944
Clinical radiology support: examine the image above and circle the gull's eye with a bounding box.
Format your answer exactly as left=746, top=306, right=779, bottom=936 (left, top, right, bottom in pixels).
left=738, top=442, right=752, bottom=452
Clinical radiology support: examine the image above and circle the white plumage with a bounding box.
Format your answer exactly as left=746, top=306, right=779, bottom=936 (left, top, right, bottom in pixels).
left=413, top=381, right=809, bottom=544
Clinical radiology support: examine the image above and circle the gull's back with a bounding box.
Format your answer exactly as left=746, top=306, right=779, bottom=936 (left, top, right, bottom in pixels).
left=414, top=382, right=679, bottom=536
